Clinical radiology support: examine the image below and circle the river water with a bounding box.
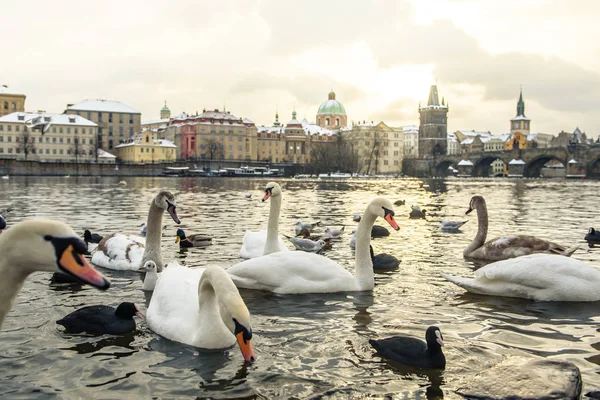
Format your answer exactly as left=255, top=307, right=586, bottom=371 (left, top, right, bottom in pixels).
left=0, top=176, right=599, bottom=399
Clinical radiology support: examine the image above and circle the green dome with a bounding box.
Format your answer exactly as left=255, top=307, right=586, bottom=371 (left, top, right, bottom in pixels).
left=317, top=91, right=346, bottom=116
left=161, top=104, right=170, bottom=112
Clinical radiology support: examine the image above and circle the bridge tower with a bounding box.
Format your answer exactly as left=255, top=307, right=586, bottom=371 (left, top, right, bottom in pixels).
left=418, top=85, right=448, bottom=158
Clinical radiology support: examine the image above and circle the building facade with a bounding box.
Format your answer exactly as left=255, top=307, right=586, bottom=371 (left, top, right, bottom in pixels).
left=114, top=129, right=176, bottom=163
left=164, top=109, right=257, bottom=162
left=0, top=86, right=26, bottom=117
left=418, top=85, right=448, bottom=158
left=340, top=121, right=403, bottom=174
left=402, top=125, right=419, bottom=158
left=65, top=99, right=141, bottom=152
left=0, top=112, right=97, bottom=161
left=316, top=91, right=347, bottom=129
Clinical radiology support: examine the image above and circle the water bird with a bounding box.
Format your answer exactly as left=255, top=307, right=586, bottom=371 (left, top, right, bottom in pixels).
left=0, top=219, right=110, bottom=329
left=409, top=205, right=426, bottom=219
left=0, top=215, right=5, bottom=233
left=176, top=228, right=212, bottom=248
left=56, top=302, right=143, bottom=335
left=463, top=195, right=577, bottom=261
left=91, top=191, right=180, bottom=271
left=442, top=254, right=600, bottom=301
left=147, top=265, right=255, bottom=362
left=1, top=175, right=8, bottom=180
left=294, top=220, right=322, bottom=235
left=226, top=197, right=400, bottom=294
left=240, top=182, right=289, bottom=259
left=244, top=193, right=252, bottom=199
left=286, top=235, right=328, bottom=253
left=139, top=222, right=147, bottom=237
left=83, top=229, right=103, bottom=246
left=323, top=226, right=345, bottom=239
left=370, top=245, right=400, bottom=270
left=441, top=219, right=467, bottom=232
left=140, top=260, right=160, bottom=291
left=352, top=215, right=389, bottom=237
left=118, top=181, right=127, bottom=186
left=393, top=199, right=406, bottom=206
left=26, top=115, right=52, bottom=135
left=584, top=228, right=600, bottom=247
left=369, top=326, right=445, bottom=369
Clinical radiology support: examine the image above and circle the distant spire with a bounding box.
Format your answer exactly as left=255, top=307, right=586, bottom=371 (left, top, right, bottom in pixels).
left=516, top=86, right=525, bottom=117
left=274, top=107, right=280, bottom=127
left=441, top=96, right=445, bottom=106
left=427, top=85, right=440, bottom=106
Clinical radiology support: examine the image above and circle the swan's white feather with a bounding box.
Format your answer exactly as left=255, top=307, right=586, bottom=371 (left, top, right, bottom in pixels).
left=442, top=254, right=600, bottom=302
left=239, top=229, right=289, bottom=259
left=91, top=234, right=145, bottom=271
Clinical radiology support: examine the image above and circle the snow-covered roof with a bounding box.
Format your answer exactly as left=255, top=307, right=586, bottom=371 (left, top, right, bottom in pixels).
left=456, top=130, right=492, bottom=137
left=257, top=125, right=285, bottom=134
left=402, top=125, right=419, bottom=134
left=142, top=118, right=170, bottom=125
left=242, top=118, right=254, bottom=124
left=461, top=138, right=474, bottom=145
left=568, top=159, right=579, bottom=164
left=68, top=99, right=140, bottom=114
left=509, top=159, right=526, bottom=165
left=511, top=115, right=530, bottom=121
left=458, top=160, right=473, bottom=166
left=116, top=138, right=176, bottom=149
left=303, top=124, right=336, bottom=136
left=0, top=112, right=97, bottom=127
left=97, top=149, right=116, bottom=159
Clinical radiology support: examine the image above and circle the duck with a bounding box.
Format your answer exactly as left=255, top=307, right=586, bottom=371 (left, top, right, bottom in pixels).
left=176, top=228, right=212, bottom=248
left=140, top=260, right=160, bottom=291
left=0, top=215, right=6, bottom=233
left=370, top=245, right=400, bottom=270
left=294, top=220, right=322, bottom=235
left=83, top=229, right=103, bottom=253
left=441, top=219, right=467, bottom=232
left=584, top=228, right=600, bottom=247
left=146, top=265, right=255, bottom=362
left=91, top=191, right=181, bottom=271
left=0, top=219, right=110, bottom=329
left=226, top=197, right=400, bottom=294
left=394, top=199, right=406, bottom=206
left=244, top=193, right=252, bottom=200
left=369, top=326, right=445, bottom=369
left=442, top=254, right=600, bottom=301
left=56, top=302, right=143, bottom=335
left=239, top=182, right=289, bottom=259
left=463, top=195, right=577, bottom=261
left=409, top=205, right=426, bottom=219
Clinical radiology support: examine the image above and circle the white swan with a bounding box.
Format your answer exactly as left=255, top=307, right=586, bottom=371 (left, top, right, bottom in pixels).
left=464, top=195, right=577, bottom=261
left=239, top=182, right=288, bottom=259
left=442, top=254, right=600, bottom=302
left=0, top=219, right=110, bottom=329
left=226, top=197, right=400, bottom=294
left=146, top=265, right=255, bottom=362
left=91, top=191, right=180, bottom=271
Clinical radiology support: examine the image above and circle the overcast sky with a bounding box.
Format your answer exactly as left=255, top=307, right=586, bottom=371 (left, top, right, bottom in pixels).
left=1, top=0, right=598, bottom=138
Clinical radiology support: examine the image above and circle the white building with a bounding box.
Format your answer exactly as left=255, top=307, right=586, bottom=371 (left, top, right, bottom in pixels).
left=402, top=125, right=419, bottom=158
left=447, top=132, right=460, bottom=155
left=0, top=112, right=98, bottom=161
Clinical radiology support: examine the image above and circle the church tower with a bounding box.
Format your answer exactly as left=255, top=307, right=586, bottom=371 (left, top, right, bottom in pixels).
left=510, top=88, right=530, bottom=134
left=160, top=101, right=171, bottom=119
left=418, top=85, right=448, bottom=158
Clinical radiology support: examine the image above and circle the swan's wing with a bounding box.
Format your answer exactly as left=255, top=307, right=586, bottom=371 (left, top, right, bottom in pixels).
left=147, top=266, right=205, bottom=344
left=482, top=235, right=572, bottom=259
left=91, top=233, right=145, bottom=270
left=226, top=251, right=352, bottom=294
left=239, top=230, right=267, bottom=259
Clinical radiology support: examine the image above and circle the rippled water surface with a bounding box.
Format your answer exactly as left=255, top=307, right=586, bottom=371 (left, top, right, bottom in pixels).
left=1, top=176, right=599, bottom=399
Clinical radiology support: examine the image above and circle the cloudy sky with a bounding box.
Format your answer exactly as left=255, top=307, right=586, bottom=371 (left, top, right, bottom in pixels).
left=2, top=0, right=599, bottom=138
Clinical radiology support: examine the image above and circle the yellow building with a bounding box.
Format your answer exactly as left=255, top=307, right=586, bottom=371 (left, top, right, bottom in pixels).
left=114, top=129, right=176, bottom=163
left=504, top=131, right=530, bottom=150
left=65, top=99, right=142, bottom=152
left=0, top=85, right=26, bottom=117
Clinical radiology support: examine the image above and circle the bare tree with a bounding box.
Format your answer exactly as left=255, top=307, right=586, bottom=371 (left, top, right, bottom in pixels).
left=363, top=132, right=383, bottom=175
left=70, top=135, right=82, bottom=163
left=17, top=128, right=36, bottom=160
left=310, top=137, right=361, bottom=175
left=207, top=138, right=224, bottom=161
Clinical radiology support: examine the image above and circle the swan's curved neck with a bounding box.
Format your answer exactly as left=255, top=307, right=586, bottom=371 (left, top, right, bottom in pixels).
left=263, top=194, right=282, bottom=255
left=355, top=209, right=376, bottom=290
left=464, top=201, right=488, bottom=256
left=0, top=256, right=28, bottom=329
left=141, top=202, right=164, bottom=271
left=195, top=269, right=237, bottom=346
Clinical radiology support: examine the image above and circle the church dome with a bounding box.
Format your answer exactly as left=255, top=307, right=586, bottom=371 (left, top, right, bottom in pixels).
left=161, top=103, right=170, bottom=113
left=317, top=91, right=346, bottom=116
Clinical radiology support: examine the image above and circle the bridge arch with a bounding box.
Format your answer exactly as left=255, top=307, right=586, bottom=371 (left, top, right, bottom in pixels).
left=434, top=160, right=455, bottom=177
left=472, top=155, right=509, bottom=177
left=524, top=155, right=565, bottom=178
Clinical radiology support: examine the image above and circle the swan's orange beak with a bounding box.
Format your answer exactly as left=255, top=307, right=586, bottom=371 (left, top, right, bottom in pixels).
left=236, top=331, right=256, bottom=363
left=384, top=214, right=399, bottom=231
left=58, top=245, right=110, bottom=290
left=262, top=192, right=271, bottom=202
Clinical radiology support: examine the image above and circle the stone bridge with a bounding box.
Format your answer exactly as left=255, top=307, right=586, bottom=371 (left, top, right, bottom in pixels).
left=433, top=145, right=600, bottom=178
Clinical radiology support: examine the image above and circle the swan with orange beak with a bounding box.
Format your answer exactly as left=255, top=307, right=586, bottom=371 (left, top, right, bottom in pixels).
left=0, top=219, right=110, bottom=329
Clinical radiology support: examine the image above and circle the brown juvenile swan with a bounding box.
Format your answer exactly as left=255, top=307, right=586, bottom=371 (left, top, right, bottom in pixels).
left=463, top=195, right=577, bottom=261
